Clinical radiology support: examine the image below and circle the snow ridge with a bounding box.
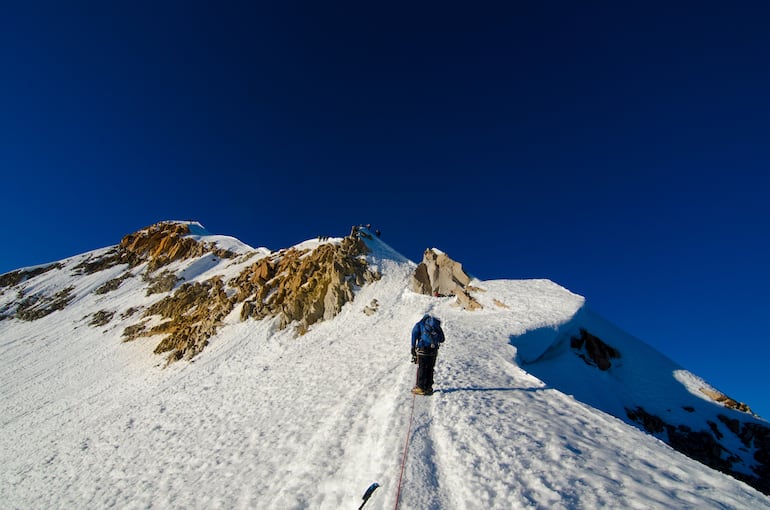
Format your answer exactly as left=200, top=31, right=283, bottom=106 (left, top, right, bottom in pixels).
left=0, top=224, right=769, bottom=508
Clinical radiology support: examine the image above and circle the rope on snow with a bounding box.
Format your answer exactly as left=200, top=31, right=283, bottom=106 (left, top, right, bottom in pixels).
left=393, top=365, right=419, bottom=510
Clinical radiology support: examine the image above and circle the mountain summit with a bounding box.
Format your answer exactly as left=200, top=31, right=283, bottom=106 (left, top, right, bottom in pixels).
left=1, top=221, right=769, bottom=508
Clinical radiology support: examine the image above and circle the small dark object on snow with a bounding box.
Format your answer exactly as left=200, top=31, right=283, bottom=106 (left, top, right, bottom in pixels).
left=359, top=482, right=380, bottom=509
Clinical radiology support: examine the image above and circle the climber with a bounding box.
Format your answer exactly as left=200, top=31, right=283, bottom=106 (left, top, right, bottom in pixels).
left=410, top=314, right=445, bottom=395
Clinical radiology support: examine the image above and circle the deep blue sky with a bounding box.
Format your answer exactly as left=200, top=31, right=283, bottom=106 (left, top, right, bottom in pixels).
left=2, top=3, right=769, bottom=418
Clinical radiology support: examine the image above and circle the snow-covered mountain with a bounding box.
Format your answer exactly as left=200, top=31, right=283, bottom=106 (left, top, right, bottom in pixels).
left=1, top=221, right=769, bottom=509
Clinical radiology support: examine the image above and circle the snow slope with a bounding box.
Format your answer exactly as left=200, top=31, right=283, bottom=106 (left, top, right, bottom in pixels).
left=1, top=228, right=769, bottom=509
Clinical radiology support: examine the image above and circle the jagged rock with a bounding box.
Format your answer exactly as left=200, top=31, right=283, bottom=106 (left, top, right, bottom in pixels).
left=94, top=272, right=134, bottom=295
left=70, top=221, right=236, bottom=280
left=8, top=222, right=380, bottom=362
left=626, top=406, right=666, bottom=434
left=232, top=233, right=379, bottom=335
left=741, top=422, right=770, bottom=487
left=719, top=414, right=770, bottom=463
left=124, top=276, right=235, bottom=363
left=363, top=299, right=379, bottom=316
left=667, top=424, right=735, bottom=472
left=627, top=406, right=770, bottom=496
left=455, top=287, right=483, bottom=311
left=570, top=329, right=620, bottom=371
left=15, top=286, right=75, bottom=321
left=413, top=248, right=470, bottom=294
left=323, top=273, right=352, bottom=321
left=144, top=270, right=180, bottom=296
left=125, top=231, right=381, bottom=361
left=89, top=310, right=115, bottom=327
left=412, top=263, right=431, bottom=294
left=72, top=249, right=138, bottom=275
left=699, top=387, right=753, bottom=414
left=412, top=248, right=481, bottom=310
left=240, top=301, right=255, bottom=321
left=0, top=263, right=62, bottom=288
left=122, top=320, right=150, bottom=342
left=121, top=307, right=139, bottom=319
left=120, top=221, right=236, bottom=272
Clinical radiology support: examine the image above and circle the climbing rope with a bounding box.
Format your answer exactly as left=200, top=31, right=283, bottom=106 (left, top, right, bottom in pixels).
left=393, top=365, right=419, bottom=510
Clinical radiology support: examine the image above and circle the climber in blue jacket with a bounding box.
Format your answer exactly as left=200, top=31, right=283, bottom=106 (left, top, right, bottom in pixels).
left=410, top=314, right=445, bottom=395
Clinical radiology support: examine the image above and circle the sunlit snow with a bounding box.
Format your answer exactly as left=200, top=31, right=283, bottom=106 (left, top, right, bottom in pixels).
left=1, top=229, right=768, bottom=509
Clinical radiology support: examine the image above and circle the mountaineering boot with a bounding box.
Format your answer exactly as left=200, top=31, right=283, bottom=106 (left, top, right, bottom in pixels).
left=411, top=387, right=426, bottom=395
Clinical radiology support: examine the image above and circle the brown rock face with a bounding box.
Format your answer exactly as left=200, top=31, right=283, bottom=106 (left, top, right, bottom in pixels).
left=232, top=234, right=380, bottom=334
left=120, top=222, right=236, bottom=272
left=121, top=276, right=234, bottom=363
left=71, top=221, right=236, bottom=277
left=412, top=248, right=481, bottom=310
left=124, top=231, right=380, bottom=362
left=4, top=221, right=381, bottom=362
left=699, top=387, right=754, bottom=414
left=150, top=277, right=233, bottom=362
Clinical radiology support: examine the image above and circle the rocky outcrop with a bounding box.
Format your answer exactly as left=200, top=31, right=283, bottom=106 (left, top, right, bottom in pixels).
left=122, top=277, right=234, bottom=362
left=0, top=263, right=62, bottom=288
left=94, top=272, right=134, bottom=295
left=2, top=221, right=239, bottom=321
left=143, top=270, right=180, bottom=296
left=363, top=299, right=379, bottom=316
left=454, top=287, right=483, bottom=311
left=73, top=248, right=139, bottom=275
left=720, top=415, right=770, bottom=490
left=233, top=234, right=380, bottom=335
left=570, top=329, right=620, bottom=371
left=626, top=406, right=770, bottom=496
left=412, top=248, right=481, bottom=310
left=13, top=286, right=75, bottom=322
left=72, top=222, right=237, bottom=277
left=123, top=231, right=380, bottom=362
left=119, top=222, right=236, bottom=272
left=89, top=310, right=115, bottom=327
left=700, top=387, right=753, bottom=414
left=4, top=222, right=381, bottom=361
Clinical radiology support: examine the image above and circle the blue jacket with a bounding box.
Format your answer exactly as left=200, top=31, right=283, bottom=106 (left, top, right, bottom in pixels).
left=411, top=315, right=445, bottom=351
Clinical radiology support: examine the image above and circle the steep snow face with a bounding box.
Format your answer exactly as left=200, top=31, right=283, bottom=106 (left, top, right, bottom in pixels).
left=515, top=304, right=770, bottom=494
left=1, top=228, right=769, bottom=508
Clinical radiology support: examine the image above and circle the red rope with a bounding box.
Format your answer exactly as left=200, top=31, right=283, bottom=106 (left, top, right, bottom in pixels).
left=394, top=366, right=419, bottom=510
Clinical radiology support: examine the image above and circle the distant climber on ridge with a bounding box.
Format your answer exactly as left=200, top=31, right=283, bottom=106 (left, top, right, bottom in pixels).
left=410, top=314, right=445, bottom=395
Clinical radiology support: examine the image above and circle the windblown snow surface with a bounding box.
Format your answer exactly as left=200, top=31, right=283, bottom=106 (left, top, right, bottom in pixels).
left=1, top=231, right=769, bottom=509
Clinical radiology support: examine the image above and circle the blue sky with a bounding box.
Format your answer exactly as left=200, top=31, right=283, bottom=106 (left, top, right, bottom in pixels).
left=1, top=3, right=769, bottom=418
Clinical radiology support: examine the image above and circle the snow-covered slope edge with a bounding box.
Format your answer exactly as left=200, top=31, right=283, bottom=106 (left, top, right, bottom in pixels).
left=507, top=302, right=770, bottom=496
left=0, top=222, right=769, bottom=508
